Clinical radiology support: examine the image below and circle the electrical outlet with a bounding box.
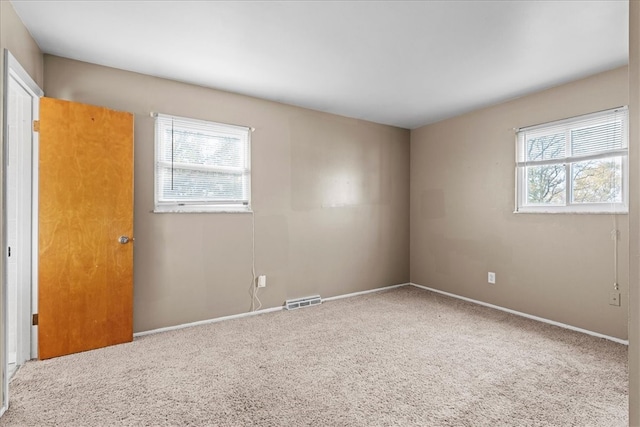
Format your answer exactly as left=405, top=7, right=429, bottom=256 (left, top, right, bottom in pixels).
left=609, top=292, right=620, bottom=306
left=257, top=275, right=267, bottom=288
left=487, top=272, right=496, bottom=284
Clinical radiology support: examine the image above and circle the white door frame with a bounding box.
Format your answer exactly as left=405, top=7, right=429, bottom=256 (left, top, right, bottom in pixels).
left=2, top=49, right=42, bottom=415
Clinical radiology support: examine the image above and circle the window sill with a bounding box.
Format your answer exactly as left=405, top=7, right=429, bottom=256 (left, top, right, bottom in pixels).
left=514, top=208, right=628, bottom=215
left=153, top=206, right=252, bottom=214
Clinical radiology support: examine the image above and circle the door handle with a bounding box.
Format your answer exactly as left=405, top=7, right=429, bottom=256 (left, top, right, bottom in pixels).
left=118, top=236, right=133, bottom=244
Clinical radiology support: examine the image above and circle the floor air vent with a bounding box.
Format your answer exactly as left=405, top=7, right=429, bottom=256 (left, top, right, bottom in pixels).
left=285, top=295, right=322, bottom=310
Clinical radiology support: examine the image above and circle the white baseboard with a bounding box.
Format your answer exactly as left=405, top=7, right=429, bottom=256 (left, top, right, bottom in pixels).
left=322, top=283, right=410, bottom=302
left=410, top=283, right=629, bottom=346
left=134, top=306, right=284, bottom=338
left=134, top=282, right=410, bottom=338
left=135, top=282, right=625, bottom=346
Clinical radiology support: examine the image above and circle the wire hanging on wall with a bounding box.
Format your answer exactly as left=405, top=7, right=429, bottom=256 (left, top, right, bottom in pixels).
left=171, top=118, right=175, bottom=191
left=610, top=107, right=622, bottom=293
left=250, top=211, right=261, bottom=312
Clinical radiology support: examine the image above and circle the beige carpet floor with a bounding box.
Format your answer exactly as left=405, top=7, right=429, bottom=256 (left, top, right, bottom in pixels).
left=0, top=286, right=628, bottom=426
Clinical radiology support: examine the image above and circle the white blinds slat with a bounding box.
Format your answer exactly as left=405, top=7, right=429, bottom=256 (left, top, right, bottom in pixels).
left=518, top=107, right=628, bottom=163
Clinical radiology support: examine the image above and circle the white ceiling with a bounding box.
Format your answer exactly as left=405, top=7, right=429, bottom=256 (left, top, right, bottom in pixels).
left=10, top=1, right=629, bottom=129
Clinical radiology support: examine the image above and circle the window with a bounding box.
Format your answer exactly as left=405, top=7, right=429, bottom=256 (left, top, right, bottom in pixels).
left=154, top=113, right=251, bottom=213
left=515, top=107, right=628, bottom=213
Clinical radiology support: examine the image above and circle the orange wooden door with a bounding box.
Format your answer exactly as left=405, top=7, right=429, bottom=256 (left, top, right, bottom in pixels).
left=38, top=97, right=134, bottom=360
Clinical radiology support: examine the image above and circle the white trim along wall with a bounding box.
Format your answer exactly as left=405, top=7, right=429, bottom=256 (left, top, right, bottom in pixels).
left=134, top=282, right=627, bottom=346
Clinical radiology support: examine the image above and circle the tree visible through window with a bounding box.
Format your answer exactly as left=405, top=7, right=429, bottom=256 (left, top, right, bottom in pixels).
left=516, top=108, right=627, bottom=213
left=525, top=133, right=566, bottom=205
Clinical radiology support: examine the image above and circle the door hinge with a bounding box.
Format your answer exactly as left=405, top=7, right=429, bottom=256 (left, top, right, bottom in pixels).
left=32, top=313, right=38, bottom=326
left=33, top=120, right=40, bottom=132
left=7, top=246, right=10, bottom=257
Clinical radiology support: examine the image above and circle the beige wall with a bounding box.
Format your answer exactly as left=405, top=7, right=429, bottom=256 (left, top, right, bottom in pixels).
left=0, top=2, right=44, bottom=88
left=628, top=1, right=639, bottom=424
left=42, top=55, right=410, bottom=332
left=411, top=66, right=629, bottom=340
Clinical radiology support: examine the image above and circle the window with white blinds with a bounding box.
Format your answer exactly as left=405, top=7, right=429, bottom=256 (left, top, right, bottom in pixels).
left=154, top=113, right=251, bottom=212
left=515, top=107, right=628, bottom=213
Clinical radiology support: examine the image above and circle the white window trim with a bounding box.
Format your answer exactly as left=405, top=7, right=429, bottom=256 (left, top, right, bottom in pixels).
left=153, top=113, right=252, bottom=213
left=515, top=107, right=628, bottom=214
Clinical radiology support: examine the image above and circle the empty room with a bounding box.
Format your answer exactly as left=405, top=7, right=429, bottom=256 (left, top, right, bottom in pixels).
left=0, top=1, right=639, bottom=426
